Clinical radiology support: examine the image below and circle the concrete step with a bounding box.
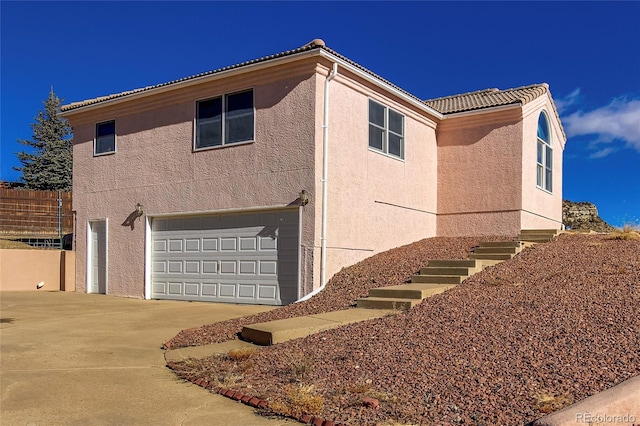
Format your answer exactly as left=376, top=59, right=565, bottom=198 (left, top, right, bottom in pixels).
left=469, top=253, right=514, bottom=260
left=368, top=283, right=456, bottom=299
left=475, top=259, right=503, bottom=269
left=419, top=266, right=473, bottom=276
left=241, top=309, right=395, bottom=346
left=411, top=274, right=465, bottom=284
left=477, top=241, right=522, bottom=248
left=472, top=246, right=520, bottom=255
left=356, top=297, right=421, bottom=310
left=428, top=259, right=478, bottom=268
left=518, top=229, right=559, bottom=242
left=520, top=228, right=559, bottom=235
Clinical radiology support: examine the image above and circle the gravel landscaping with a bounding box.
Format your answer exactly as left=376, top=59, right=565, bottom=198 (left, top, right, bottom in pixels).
left=168, top=233, right=640, bottom=425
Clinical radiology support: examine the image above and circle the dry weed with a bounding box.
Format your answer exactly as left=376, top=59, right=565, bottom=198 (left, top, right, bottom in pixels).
left=535, top=391, right=573, bottom=413
left=268, top=384, right=324, bottom=417
left=286, top=351, right=315, bottom=382
left=226, top=347, right=259, bottom=361
left=608, top=225, right=640, bottom=241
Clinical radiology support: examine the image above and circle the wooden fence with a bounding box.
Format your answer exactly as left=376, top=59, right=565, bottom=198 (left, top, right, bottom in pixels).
left=0, top=189, right=73, bottom=239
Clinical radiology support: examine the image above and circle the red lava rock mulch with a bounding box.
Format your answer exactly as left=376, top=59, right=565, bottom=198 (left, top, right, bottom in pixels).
left=169, top=234, right=640, bottom=425
left=163, top=236, right=509, bottom=349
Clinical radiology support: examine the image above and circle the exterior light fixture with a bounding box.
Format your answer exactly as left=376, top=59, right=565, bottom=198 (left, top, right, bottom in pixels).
left=135, top=203, right=144, bottom=217
left=299, top=190, right=309, bottom=206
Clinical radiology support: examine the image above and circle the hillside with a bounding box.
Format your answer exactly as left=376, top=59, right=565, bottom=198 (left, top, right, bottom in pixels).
left=170, top=233, right=639, bottom=425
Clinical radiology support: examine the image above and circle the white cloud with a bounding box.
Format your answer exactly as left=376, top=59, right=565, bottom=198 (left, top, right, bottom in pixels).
left=563, top=97, right=640, bottom=156
left=555, top=88, right=581, bottom=113
left=589, top=147, right=617, bottom=159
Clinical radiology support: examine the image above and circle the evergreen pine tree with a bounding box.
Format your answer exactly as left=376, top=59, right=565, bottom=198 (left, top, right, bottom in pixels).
left=14, top=89, right=73, bottom=191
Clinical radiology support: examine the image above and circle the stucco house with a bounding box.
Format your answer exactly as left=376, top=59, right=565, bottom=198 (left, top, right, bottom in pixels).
left=60, top=39, right=566, bottom=305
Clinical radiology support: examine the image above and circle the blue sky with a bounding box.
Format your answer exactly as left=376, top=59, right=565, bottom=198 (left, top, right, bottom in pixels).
left=2, top=1, right=639, bottom=227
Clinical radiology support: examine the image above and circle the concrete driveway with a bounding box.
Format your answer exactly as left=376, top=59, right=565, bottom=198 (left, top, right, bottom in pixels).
left=0, top=291, right=292, bottom=425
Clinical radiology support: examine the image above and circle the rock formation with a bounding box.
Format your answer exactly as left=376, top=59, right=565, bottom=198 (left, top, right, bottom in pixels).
left=562, top=200, right=615, bottom=232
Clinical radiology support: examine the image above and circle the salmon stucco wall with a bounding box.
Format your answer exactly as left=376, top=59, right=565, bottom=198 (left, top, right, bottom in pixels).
left=69, top=60, right=319, bottom=299
left=0, top=250, right=75, bottom=291
left=437, top=107, right=524, bottom=236
left=314, top=63, right=438, bottom=283
left=520, top=96, right=565, bottom=230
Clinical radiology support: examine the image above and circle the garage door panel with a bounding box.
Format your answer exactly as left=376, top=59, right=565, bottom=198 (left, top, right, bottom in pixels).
left=154, top=240, right=167, bottom=252
left=238, top=284, right=256, bottom=299
left=151, top=209, right=299, bottom=305
left=259, top=237, right=277, bottom=250
left=202, top=261, right=218, bottom=274
left=153, top=261, right=166, bottom=273
left=219, top=261, right=237, bottom=274
left=185, top=239, right=200, bottom=251
left=219, top=283, right=236, bottom=298
left=168, top=240, right=183, bottom=252
left=203, top=238, right=218, bottom=251
left=153, top=281, right=167, bottom=294
left=184, top=282, right=200, bottom=296
left=185, top=261, right=200, bottom=274
left=202, top=283, right=217, bottom=296
left=239, top=237, right=257, bottom=251
left=220, top=238, right=237, bottom=251
left=239, top=261, right=257, bottom=274
left=258, top=285, right=278, bottom=300
left=259, top=260, right=277, bottom=275
left=168, top=282, right=183, bottom=295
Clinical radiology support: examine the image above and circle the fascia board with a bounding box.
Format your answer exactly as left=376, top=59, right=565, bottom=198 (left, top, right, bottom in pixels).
left=440, top=103, right=522, bottom=119
left=60, top=49, right=321, bottom=117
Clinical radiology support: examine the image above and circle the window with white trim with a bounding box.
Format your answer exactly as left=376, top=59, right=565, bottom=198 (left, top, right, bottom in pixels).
left=95, top=120, right=115, bottom=156
left=536, top=111, right=552, bottom=192
left=368, top=99, right=404, bottom=159
left=195, top=89, right=254, bottom=149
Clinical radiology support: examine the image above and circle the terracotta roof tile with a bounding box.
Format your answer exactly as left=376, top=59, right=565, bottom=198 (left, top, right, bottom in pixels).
left=424, top=83, right=566, bottom=140
left=60, top=41, right=565, bottom=140
left=61, top=39, right=430, bottom=114
left=423, top=84, right=550, bottom=114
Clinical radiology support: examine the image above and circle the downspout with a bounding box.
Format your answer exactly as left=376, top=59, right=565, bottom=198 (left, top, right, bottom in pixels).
left=298, top=61, right=338, bottom=302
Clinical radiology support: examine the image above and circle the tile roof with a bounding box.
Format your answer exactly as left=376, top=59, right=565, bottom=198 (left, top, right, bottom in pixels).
left=60, top=40, right=565, bottom=140
left=61, top=39, right=431, bottom=114
left=424, top=83, right=566, bottom=139
left=423, top=84, right=550, bottom=114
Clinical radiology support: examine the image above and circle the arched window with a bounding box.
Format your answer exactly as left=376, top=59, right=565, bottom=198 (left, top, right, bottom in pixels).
left=536, top=111, right=552, bottom=192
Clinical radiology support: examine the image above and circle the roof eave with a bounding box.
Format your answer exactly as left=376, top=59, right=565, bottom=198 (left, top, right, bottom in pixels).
left=60, top=47, right=444, bottom=121
left=59, top=48, right=323, bottom=117
left=440, top=102, right=522, bottom=119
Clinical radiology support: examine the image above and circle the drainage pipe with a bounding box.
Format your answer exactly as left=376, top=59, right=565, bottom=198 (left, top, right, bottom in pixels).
left=298, top=62, right=338, bottom=302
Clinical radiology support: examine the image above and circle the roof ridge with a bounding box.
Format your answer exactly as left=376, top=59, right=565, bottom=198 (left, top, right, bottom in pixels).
left=423, top=83, right=548, bottom=103
left=423, top=87, right=499, bottom=103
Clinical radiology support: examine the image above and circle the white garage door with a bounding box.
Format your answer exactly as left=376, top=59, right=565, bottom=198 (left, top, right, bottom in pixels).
left=151, top=209, right=299, bottom=305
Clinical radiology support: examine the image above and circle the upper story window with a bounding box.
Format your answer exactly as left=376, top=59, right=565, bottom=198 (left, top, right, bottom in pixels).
left=368, top=99, right=404, bottom=159
left=195, top=89, right=254, bottom=150
left=95, top=120, right=116, bottom=156
left=536, top=111, right=552, bottom=192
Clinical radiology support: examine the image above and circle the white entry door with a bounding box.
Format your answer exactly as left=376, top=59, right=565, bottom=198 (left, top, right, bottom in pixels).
left=89, top=220, right=107, bottom=294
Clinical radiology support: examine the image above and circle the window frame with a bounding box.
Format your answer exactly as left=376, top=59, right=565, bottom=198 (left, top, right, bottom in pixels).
left=536, top=110, right=553, bottom=193
left=194, top=88, right=255, bottom=151
left=368, top=99, right=405, bottom=160
left=94, top=120, right=116, bottom=156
